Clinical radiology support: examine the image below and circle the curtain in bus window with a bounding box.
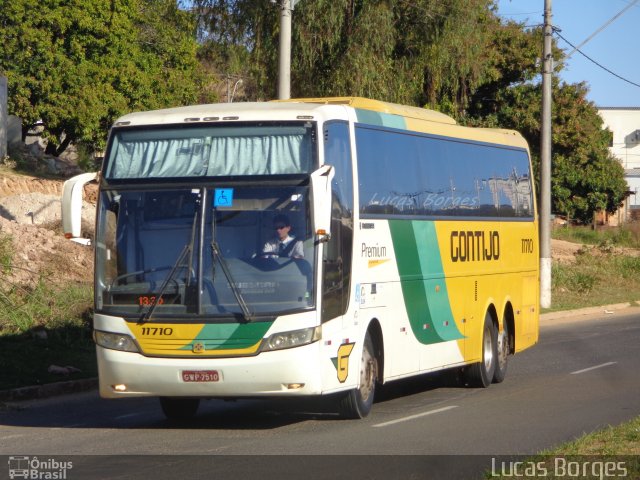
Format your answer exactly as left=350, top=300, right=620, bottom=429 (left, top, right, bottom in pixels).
left=107, top=127, right=313, bottom=179
left=205, top=134, right=309, bottom=175
left=112, top=139, right=207, bottom=178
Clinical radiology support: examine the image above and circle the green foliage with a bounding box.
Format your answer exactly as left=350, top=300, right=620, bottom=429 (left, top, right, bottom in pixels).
left=0, top=323, right=97, bottom=391
left=0, top=278, right=93, bottom=334
left=193, top=2, right=627, bottom=224
left=0, top=233, right=96, bottom=390
left=0, top=0, right=204, bottom=155
left=551, top=252, right=640, bottom=311
left=0, top=232, right=92, bottom=334
left=0, top=233, right=13, bottom=274
left=472, top=78, right=627, bottom=223
left=615, top=256, right=640, bottom=279
left=552, top=225, right=640, bottom=249
left=553, top=264, right=596, bottom=295
left=193, top=0, right=499, bottom=107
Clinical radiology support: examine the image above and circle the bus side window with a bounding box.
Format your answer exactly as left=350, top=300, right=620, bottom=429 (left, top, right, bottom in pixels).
left=322, top=121, right=354, bottom=322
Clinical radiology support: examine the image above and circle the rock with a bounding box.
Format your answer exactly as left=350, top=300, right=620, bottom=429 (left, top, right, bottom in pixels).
left=47, top=365, right=82, bottom=376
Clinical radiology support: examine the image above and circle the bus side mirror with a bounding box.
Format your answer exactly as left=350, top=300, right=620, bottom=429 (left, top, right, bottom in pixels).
left=310, top=164, right=335, bottom=242
left=61, top=172, right=98, bottom=245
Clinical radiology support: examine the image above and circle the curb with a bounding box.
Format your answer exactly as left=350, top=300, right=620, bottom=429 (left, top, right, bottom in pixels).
left=540, top=301, right=640, bottom=323
left=0, top=377, right=98, bottom=403
left=1, top=303, right=638, bottom=403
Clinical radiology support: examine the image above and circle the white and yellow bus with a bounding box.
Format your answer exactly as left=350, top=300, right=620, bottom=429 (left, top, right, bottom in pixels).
left=63, top=97, right=539, bottom=419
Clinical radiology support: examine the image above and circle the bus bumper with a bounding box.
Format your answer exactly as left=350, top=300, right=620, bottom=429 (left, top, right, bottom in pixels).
left=96, top=342, right=324, bottom=399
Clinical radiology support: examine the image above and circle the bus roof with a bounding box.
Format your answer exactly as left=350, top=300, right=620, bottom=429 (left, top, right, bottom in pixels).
left=113, top=97, right=529, bottom=151
left=280, top=97, right=529, bottom=151
left=278, top=97, right=458, bottom=125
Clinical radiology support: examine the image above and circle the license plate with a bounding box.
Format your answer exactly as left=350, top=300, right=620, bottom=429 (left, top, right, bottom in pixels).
left=181, top=370, right=220, bottom=382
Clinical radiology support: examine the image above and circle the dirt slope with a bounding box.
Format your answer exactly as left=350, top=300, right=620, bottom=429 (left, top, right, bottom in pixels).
left=0, top=171, right=94, bottom=288
left=3, top=169, right=632, bottom=288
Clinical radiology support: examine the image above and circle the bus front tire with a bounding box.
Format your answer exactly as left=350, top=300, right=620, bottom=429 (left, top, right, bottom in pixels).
left=159, top=397, right=200, bottom=420
left=340, top=333, right=377, bottom=419
left=465, top=313, right=497, bottom=388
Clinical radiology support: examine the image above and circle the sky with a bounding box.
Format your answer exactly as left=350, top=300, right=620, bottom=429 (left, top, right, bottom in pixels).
left=496, top=0, right=640, bottom=107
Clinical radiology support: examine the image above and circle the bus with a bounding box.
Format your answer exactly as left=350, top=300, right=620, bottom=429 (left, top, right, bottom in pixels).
left=62, top=97, right=539, bottom=420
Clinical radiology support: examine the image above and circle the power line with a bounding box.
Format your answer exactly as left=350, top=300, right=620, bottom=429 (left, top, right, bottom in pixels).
left=554, top=30, right=640, bottom=90
left=564, top=0, right=639, bottom=59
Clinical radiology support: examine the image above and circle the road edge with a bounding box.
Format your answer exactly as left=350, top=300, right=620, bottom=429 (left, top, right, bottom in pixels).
left=2, top=302, right=639, bottom=403
left=0, top=377, right=97, bottom=403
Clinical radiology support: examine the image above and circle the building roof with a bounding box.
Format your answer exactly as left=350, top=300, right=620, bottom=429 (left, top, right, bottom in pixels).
left=598, top=107, right=640, bottom=111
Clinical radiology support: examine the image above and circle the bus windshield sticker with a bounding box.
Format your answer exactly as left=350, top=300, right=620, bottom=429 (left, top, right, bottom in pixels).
left=214, top=188, right=234, bottom=207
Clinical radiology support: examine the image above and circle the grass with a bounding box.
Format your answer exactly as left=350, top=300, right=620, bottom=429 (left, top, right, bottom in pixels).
left=0, top=232, right=12, bottom=273
left=0, top=232, right=96, bottom=391
left=552, top=222, right=640, bottom=249
left=550, top=252, right=640, bottom=311
left=487, top=418, right=640, bottom=479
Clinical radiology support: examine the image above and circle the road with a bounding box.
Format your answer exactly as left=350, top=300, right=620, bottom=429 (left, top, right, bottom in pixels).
left=1, top=310, right=639, bottom=479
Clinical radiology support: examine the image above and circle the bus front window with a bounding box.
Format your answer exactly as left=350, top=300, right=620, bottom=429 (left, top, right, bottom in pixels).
left=95, top=186, right=315, bottom=319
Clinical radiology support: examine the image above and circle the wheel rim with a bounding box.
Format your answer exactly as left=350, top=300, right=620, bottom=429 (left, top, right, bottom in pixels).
left=497, top=328, right=509, bottom=370
left=359, top=345, right=376, bottom=402
left=483, top=325, right=494, bottom=372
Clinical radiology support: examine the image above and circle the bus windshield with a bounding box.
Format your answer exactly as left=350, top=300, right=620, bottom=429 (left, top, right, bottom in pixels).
left=95, top=185, right=315, bottom=319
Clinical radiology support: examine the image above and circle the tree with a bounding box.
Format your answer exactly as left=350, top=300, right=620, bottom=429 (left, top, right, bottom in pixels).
left=192, top=0, right=499, bottom=107
left=193, top=1, right=627, bottom=222
left=470, top=71, right=627, bottom=223
left=0, top=0, right=204, bottom=155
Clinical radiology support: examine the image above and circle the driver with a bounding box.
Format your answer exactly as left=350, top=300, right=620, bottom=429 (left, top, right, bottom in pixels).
left=261, top=214, right=304, bottom=259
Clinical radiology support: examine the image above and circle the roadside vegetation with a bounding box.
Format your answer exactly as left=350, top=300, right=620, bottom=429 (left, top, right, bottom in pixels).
left=487, top=417, right=640, bottom=479
left=552, top=253, right=640, bottom=311
left=553, top=223, right=640, bottom=249
left=0, top=231, right=95, bottom=391
left=550, top=223, right=640, bottom=311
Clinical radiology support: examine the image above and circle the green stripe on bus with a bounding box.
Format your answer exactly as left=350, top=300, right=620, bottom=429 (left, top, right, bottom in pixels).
left=389, top=220, right=463, bottom=344
left=412, top=222, right=463, bottom=341
left=355, top=109, right=406, bottom=129
left=180, top=321, right=273, bottom=351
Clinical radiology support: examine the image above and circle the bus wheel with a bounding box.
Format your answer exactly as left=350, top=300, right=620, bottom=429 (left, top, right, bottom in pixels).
left=159, top=397, right=200, bottom=420
left=465, top=313, right=497, bottom=388
left=340, top=332, right=377, bottom=419
left=493, top=321, right=509, bottom=384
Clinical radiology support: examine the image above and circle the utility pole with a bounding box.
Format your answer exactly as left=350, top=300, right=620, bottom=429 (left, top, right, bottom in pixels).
left=540, top=0, right=553, bottom=309
left=278, top=0, right=293, bottom=100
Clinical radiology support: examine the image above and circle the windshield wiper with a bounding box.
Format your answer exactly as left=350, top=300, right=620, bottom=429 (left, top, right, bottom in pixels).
left=139, top=194, right=200, bottom=323
left=211, top=210, right=254, bottom=322
left=139, top=244, right=191, bottom=323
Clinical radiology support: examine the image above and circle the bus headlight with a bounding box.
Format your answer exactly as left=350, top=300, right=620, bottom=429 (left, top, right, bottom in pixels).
left=94, top=330, right=140, bottom=353
left=262, top=326, right=321, bottom=352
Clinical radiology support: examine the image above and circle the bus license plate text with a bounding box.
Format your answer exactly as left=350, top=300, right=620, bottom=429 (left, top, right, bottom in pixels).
left=182, top=370, right=220, bottom=382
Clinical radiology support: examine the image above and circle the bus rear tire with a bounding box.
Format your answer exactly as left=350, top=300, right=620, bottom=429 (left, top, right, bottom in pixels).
left=465, top=313, right=497, bottom=388
left=340, top=333, right=377, bottom=419
left=159, top=397, right=200, bottom=420
left=493, top=321, right=509, bottom=384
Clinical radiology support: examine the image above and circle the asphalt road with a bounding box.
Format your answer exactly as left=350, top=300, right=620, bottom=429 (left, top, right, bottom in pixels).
left=1, top=310, right=639, bottom=479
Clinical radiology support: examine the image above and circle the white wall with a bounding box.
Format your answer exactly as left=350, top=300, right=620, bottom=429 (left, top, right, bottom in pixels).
left=599, top=108, right=640, bottom=169
left=599, top=108, right=640, bottom=210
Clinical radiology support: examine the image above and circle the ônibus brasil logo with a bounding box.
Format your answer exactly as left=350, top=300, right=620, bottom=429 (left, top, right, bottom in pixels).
left=8, top=456, right=73, bottom=479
